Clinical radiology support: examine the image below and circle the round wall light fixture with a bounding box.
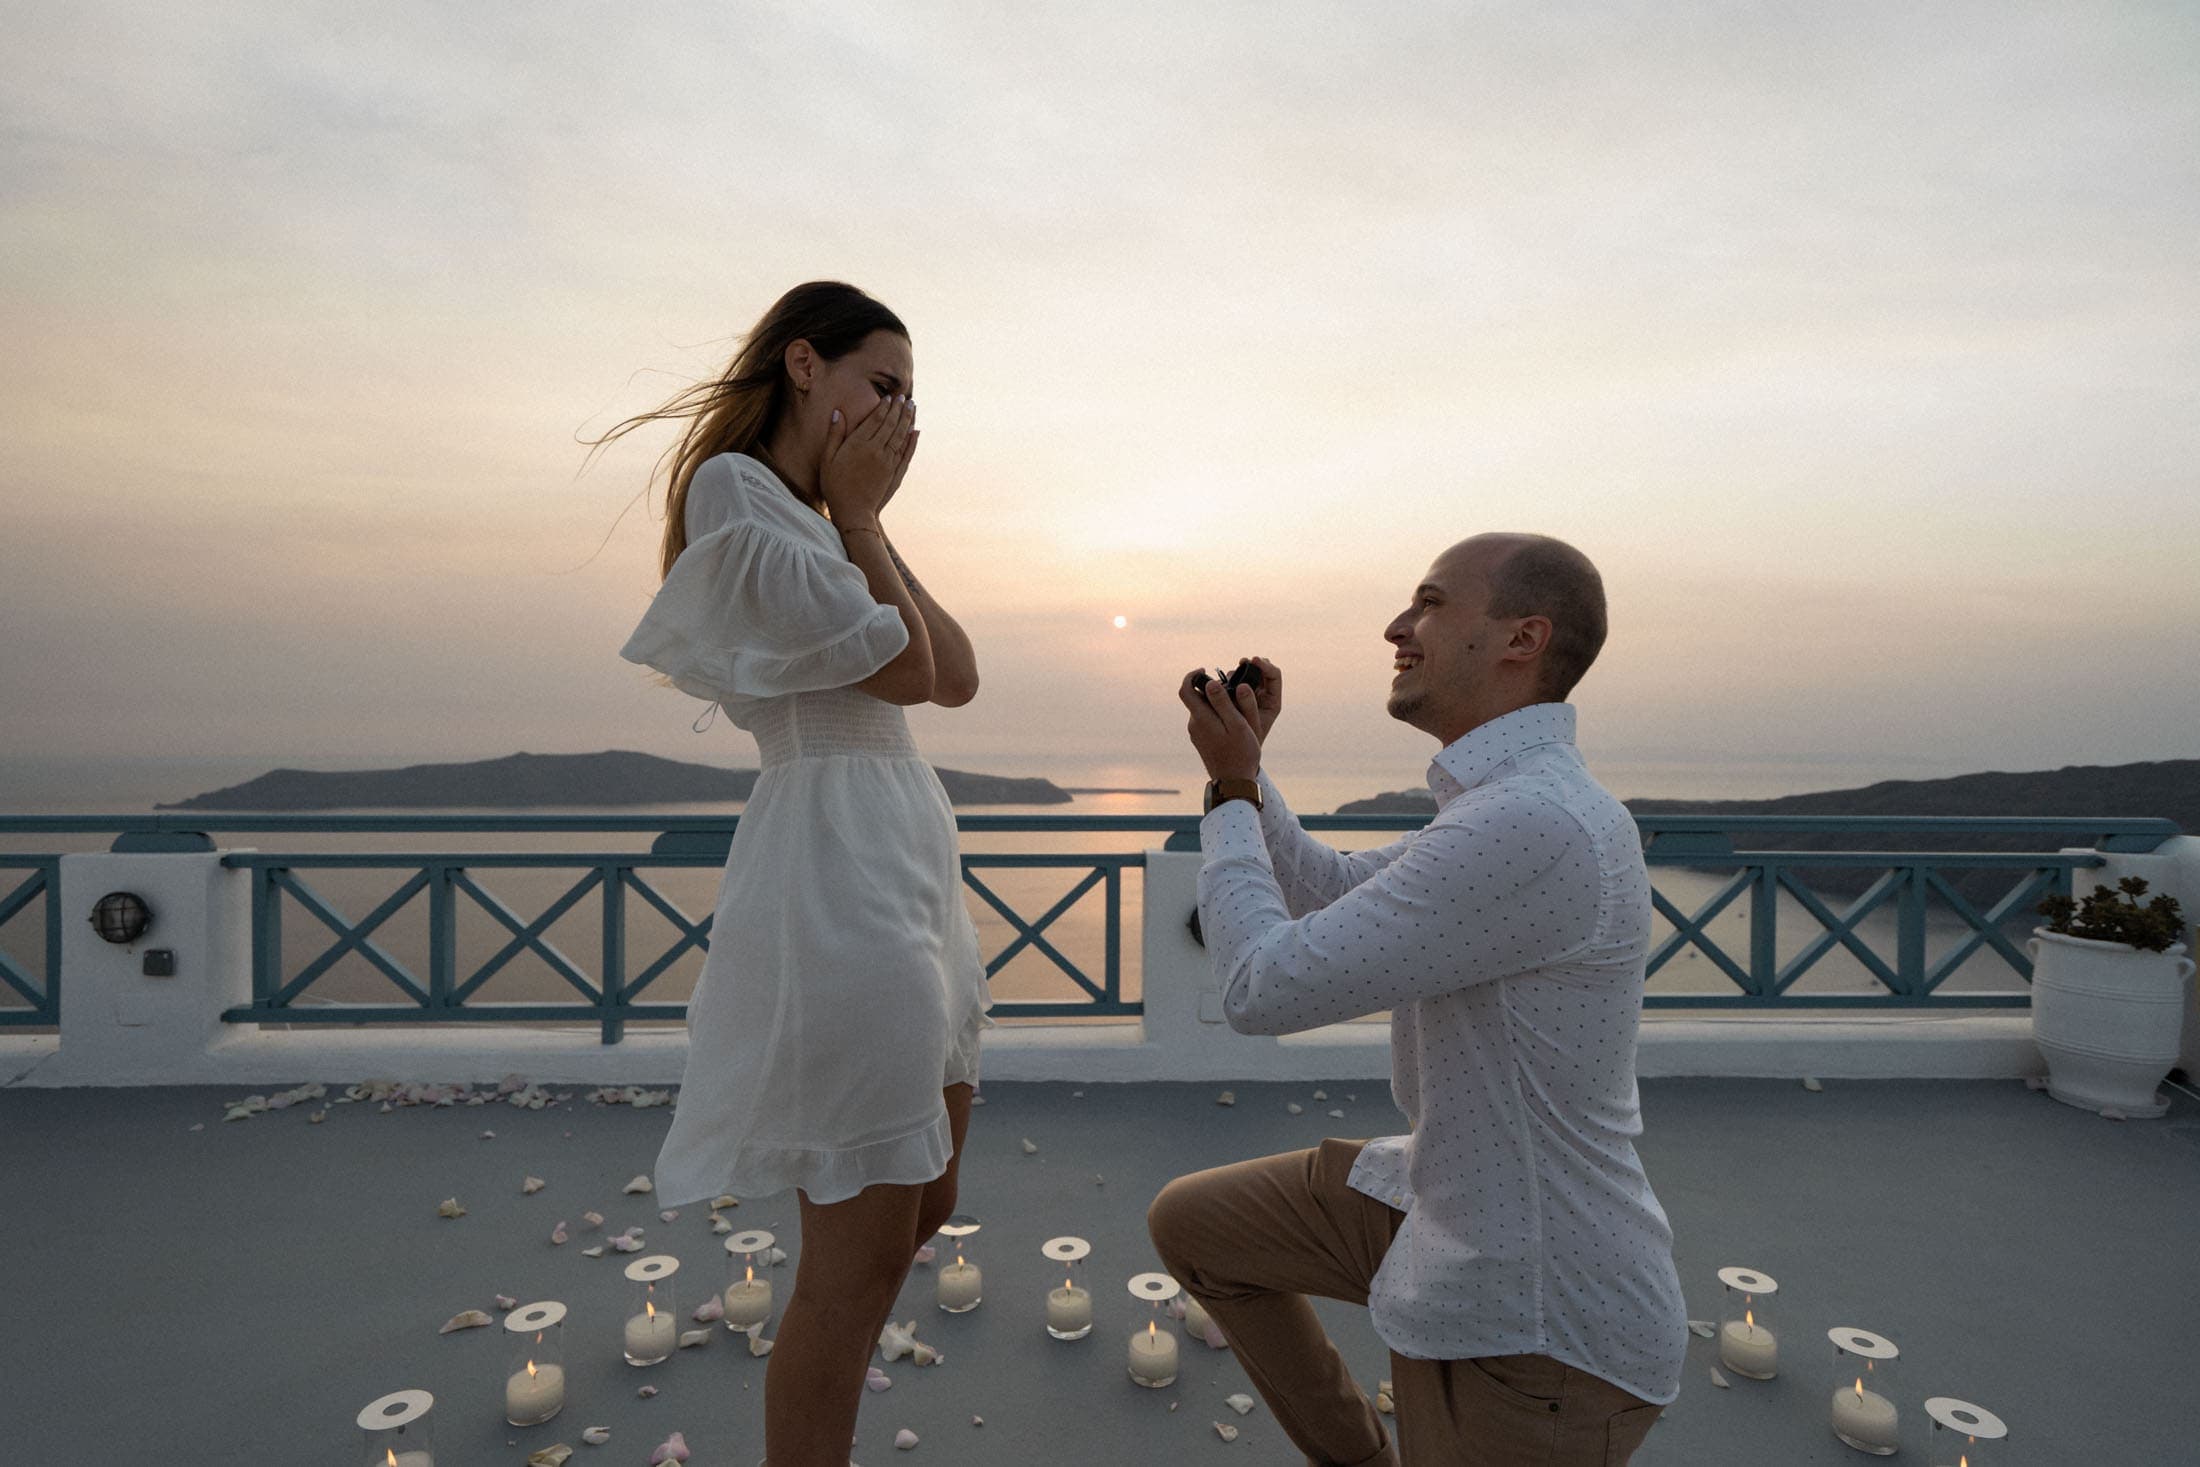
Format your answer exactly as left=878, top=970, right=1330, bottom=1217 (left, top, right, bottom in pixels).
left=90, top=890, right=153, bottom=944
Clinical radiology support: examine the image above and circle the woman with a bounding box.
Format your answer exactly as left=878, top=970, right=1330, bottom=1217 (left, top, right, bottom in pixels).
left=600, top=281, right=989, bottom=1465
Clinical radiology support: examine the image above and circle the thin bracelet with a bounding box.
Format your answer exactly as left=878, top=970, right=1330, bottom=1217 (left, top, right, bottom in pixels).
left=839, top=525, right=885, bottom=539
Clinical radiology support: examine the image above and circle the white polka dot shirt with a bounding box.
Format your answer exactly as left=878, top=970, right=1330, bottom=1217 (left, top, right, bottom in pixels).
left=1198, top=702, right=1687, bottom=1404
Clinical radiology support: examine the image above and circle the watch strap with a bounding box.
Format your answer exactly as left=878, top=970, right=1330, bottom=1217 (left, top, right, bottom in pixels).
left=1204, top=776, right=1264, bottom=813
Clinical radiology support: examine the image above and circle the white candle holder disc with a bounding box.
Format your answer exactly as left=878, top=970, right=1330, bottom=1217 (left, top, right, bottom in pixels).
left=1925, top=1396, right=2008, bottom=1466
left=357, top=1388, right=436, bottom=1467
left=1127, top=1271, right=1181, bottom=1305
left=1828, top=1327, right=1902, bottom=1456
left=1714, top=1266, right=1780, bottom=1380
left=623, top=1255, right=680, bottom=1367
left=1042, top=1236, right=1093, bottom=1341
left=502, top=1301, right=567, bottom=1427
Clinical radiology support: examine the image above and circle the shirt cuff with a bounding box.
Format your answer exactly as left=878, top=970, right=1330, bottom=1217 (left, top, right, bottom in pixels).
left=1252, top=769, right=1296, bottom=840
left=1199, top=796, right=1267, bottom=863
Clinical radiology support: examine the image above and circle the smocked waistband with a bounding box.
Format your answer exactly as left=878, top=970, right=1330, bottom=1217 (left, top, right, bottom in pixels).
left=737, top=691, right=920, bottom=767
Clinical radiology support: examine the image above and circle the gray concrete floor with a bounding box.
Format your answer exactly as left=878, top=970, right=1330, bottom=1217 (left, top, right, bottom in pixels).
left=3, top=1077, right=2194, bottom=1464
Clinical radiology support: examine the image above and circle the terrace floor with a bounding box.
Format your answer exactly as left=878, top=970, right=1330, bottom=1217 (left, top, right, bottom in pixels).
left=5, top=1076, right=2195, bottom=1464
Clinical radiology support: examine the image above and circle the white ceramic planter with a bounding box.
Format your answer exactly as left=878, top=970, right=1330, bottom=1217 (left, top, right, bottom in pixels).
left=2028, top=928, right=2193, bottom=1118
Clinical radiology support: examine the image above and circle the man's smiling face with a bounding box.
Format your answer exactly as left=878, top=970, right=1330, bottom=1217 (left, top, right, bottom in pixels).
left=1384, top=536, right=1545, bottom=741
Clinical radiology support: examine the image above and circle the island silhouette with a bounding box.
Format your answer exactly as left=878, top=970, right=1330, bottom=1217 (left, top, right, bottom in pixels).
left=1336, top=759, right=2195, bottom=904
left=157, top=750, right=1076, bottom=809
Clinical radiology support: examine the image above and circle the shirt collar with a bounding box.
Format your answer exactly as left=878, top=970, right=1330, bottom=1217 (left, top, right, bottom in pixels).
left=1426, top=702, right=1578, bottom=804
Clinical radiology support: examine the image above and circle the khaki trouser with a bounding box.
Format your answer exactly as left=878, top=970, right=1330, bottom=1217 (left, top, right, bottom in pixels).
left=1147, top=1139, right=1663, bottom=1467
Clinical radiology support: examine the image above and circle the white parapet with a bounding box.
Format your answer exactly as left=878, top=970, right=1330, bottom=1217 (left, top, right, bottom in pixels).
left=41, top=849, right=255, bottom=1086
left=3, top=843, right=2139, bottom=1088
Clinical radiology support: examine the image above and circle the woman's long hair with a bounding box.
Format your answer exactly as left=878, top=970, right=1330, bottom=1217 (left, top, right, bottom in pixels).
left=588, top=282, right=909, bottom=580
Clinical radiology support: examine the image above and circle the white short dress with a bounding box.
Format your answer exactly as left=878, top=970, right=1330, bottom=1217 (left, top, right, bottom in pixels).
left=620, top=451, right=991, bottom=1207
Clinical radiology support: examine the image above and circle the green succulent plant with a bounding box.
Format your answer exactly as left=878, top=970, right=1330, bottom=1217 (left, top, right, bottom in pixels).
left=2036, top=877, right=2188, bottom=953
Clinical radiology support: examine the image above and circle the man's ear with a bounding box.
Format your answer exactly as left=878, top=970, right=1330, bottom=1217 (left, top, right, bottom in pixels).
left=1507, top=615, right=1554, bottom=659
left=783, top=339, right=817, bottom=391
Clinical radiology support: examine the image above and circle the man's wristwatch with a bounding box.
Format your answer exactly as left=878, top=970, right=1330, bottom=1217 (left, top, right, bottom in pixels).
left=1203, top=776, right=1264, bottom=814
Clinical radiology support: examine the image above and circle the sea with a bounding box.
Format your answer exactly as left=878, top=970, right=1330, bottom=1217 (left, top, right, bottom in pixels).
left=0, top=747, right=2019, bottom=1024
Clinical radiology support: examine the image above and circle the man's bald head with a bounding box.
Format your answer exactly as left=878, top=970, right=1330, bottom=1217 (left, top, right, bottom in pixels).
left=1442, top=533, right=1608, bottom=701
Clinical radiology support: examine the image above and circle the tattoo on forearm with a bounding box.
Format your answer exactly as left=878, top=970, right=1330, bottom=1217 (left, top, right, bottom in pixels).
left=884, top=539, right=926, bottom=597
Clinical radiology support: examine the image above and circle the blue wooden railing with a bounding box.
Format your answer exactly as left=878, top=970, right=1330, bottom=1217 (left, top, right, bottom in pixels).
left=0, top=814, right=2179, bottom=1038
left=0, top=856, right=63, bottom=1027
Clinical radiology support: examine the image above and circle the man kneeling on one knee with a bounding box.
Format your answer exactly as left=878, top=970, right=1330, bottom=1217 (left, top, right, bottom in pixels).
left=1150, top=535, right=1686, bottom=1467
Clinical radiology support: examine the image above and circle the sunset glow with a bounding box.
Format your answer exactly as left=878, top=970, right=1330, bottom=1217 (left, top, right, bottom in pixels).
left=2, top=3, right=2193, bottom=785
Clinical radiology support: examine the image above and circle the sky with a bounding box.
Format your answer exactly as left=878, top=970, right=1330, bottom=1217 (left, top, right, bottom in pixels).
left=3, top=1, right=2196, bottom=794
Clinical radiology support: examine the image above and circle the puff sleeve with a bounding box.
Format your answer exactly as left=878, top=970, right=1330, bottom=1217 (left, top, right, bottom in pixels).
left=618, top=459, right=910, bottom=704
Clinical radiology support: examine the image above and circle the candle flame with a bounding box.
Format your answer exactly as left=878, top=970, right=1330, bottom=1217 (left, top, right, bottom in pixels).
left=1744, top=1308, right=1755, bottom=1331
left=1960, top=1458, right=1968, bottom=1467
left=1065, top=1274, right=1073, bottom=1291
left=387, top=1453, right=399, bottom=1466
left=956, top=1248, right=966, bottom=1267
left=1853, top=1377, right=1864, bottom=1400
left=526, top=1358, right=538, bottom=1379
left=646, top=1300, right=657, bottom=1321
left=745, top=1263, right=755, bottom=1285
left=1147, top=1319, right=1157, bottom=1341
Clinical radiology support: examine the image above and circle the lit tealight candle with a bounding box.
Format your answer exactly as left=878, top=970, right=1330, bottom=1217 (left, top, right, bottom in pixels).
left=624, top=1303, right=676, bottom=1362
left=1714, top=1266, right=1779, bottom=1380
left=1832, top=1377, right=1900, bottom=1454
left=1828, top=1327, right=1901, bottom=1455
left=623, top=1255, right=680, bottom=1367
left=503, top=1361, right=565, bottom=1426
left=1720, top=1315, right=1777, bottom=1378
left=501, top=1301, right=567, bottom=1427
left=1043, top=1236, right=1094, bottom=1341
left=1126, top=1271, right=1181, bottom=1388
left=724, top=1229, right=777, bottom=1331
left=935, top=1214, right=984, bottom=1313
left=1047, top=1283, right=1092, bottom=1336
left=725, top=1269, right=772, bottom=1329
left=937, top=1257, right=983, bottom=1312
left=1129, top=1318, right=1179, bottom=1387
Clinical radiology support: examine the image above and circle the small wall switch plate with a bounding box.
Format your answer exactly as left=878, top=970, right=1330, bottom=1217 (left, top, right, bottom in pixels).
left=142, top=948, right=176, bottom=977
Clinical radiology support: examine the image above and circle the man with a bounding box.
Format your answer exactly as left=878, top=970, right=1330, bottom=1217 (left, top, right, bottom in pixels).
left=1148, top=533, right=1685, bottom=1466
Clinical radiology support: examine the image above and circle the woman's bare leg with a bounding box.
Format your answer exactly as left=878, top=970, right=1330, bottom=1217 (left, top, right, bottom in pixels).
left=763, top=1088, right=973, bottom=1466
left=766, top=1180, right=925, bottom=1465
left=863, top=1084, right=976, bottom=1346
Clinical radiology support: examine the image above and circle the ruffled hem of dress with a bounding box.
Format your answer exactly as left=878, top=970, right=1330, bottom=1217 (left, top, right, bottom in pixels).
left=664, top=1111, right=956, bottom=1208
